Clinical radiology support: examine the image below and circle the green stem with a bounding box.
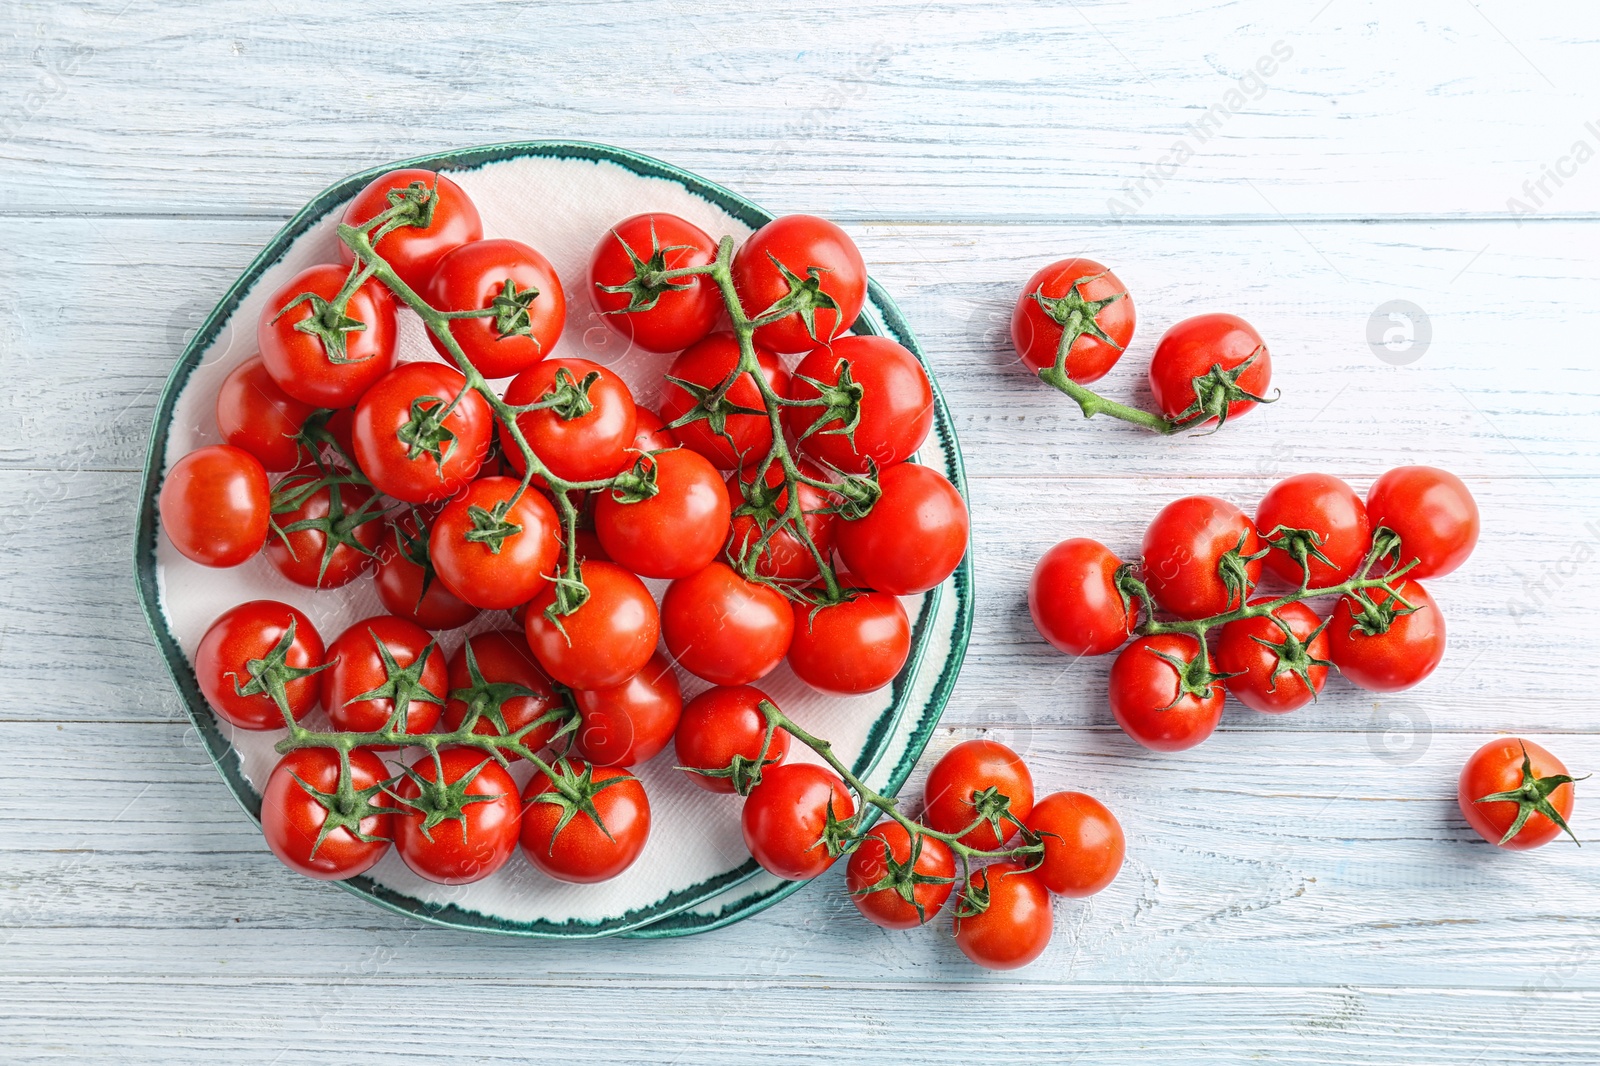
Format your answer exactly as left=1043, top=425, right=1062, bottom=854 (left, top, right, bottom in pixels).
left=1037, top=323, right=1177, bottom=434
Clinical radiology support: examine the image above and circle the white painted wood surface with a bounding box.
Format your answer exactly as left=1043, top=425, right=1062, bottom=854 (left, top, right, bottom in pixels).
left=4, top=1, right=1600, bottom=1062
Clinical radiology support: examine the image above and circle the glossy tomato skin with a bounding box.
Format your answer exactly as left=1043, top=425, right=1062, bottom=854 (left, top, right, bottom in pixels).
left=588, top=212, right=722, bottom=354
left=922, top=740, right=1035, bottom=850
left=523, top=560, right=659, bottom=690
left=1142, top=495, right=1264, bottom=620
left=393, top=748, right=519, bottom=885
left=196, top=600, right=324, bottom=730
left=1148, top=313, right=1272, bottom=427
left=373, top=510, right=481, bottom=631
left=429, top=477, right=561, bottom=610
left=159, top=445, right=271, bottom=568
left=1025, top=791, right=1124, bottom=898
left=1458, top=738, right=1577, bottom=850
left=337, top=168, right=483, bottom=294
left=261, top=747, right=393, bottom=880
left=632, top=407, right=678, bottom=452
left=353, top=362, right=491, bottom=504
left=659, top=332, right=789, bottom=470
left=732, top=214, right=866, bottom=353
left=846, top=821, right=956, bottom=929
left=441, top=629, right=562, bottom=758
left=1215, top=599, right=1330, bottom=714
left=1366, top=466, right=1479, bottom=579
left=953, top=862, right=1053, bottom=970
left=264, top=470, right=386, bottom=589
left=500, top=357, right=638, bottom=485
left=215, top=356, right=317, bottom=471
left=572, top=651, right=683, bottom=767
left=725, top=459, right=837, bottom=582
left=1327, top=578, right=1446, bottom=692
left=1109, top=634, right=1225, bottom=752
left=1010, top=258, right=1135, bottom=383
left=258, top=264, right=398, bottom=408
left=787, top=590, right=911, bottom=696
left=1256, top=473, right=1372, bottom=587
left=785, top=336, right=934, bottom=474
left=662, top=562, right=794, bottom=685
left=1028, top=538, right=1136, bottom=657
left=673, top=685, right=792, bottom=794
left=834, top=462, right=968, bottom=596
left=520, top=763, right=651, bottom=883
left=322, top=615, right=447, bottom=738
left=741, top=762, right=856, bottom=880
left=426, top=238, right=565, bottom=379
left=594, top=448, right=730, bottom=579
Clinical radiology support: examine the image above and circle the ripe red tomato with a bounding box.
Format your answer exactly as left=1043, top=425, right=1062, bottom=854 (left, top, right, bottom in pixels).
left=195, top=600, right=324, bottom=730
left=1458, top=738, right=1579, bottom=850
left=523, top=560, right=659, bottom=690
left=1327, top=577, right=1446, bottom=692
left=258, top=263, right=398, bottom=408
left=392, top=747, right=519, bottom=885
left=1109, top=634, right=1225, bottom=752
left=261, top=747, right=393, bottom=880
left=1024, top=791, right=1124, bottom=898
left=572, top=651, right=683, bottom=767
left=441, top=629, right=562, bottom=758
left=1010, top=257, right=1135, bottom=384
left=159, top=445, right=271, bottom=568
left=741, top=762, right=856, bottom=880
left=594, top=447, right=730, bottom=579
left=428, top=477, right=561, bottom=610
left=321, top=615, right=447, bottom=738
left=426, top=238, right=565, bottom=379
left=834, top=462, right=968, bottom=595
left=337, top=168, right=483, bottom=294
left=352, top=361, right=492, bottom=504
left=787, top=590, right=911, bottom=696
left=588, top=212, right=722, bottom=354
left=1148, top=313, right=1272, bottom=430
left=726, top=459, right=838, bottom=582
left=1142, top=495, right=1264, bottom=620
left=785, top=336, right=934, bottom=474
left=1366, top=466, right=1479, bottom=579
left=520, top=761, right=651, bottom=883
left=1256, top=473, right=1372, bottom=587
left=673, top=685, right=792, bottom=793
left=500, top=357, right=638, bottom=484
left=732, top=214, right=866, bottom=352
left=846, top=821, right=956, bottom=929
left=922, top=740, right=1035, bottom=850
left=373, top=510, right=481, bottom=631
left=662, top=562, right=794, bottom=685
left=215, top=355, right=317, bottom=471
left=264, top=469, right=387, bottom=589
left=1215, top=599, right=1330, bottom=714
left=952, top=862, right=1053, bottom=970
left=658, top=332, right=789, bottom=470
left=632, top=407, right=678, bottom=451
left=1028, top=538, right=1136, bottom=657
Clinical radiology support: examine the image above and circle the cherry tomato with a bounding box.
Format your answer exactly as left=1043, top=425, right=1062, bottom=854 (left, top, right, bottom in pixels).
left=732, top=214, right=866, bottom=353
left=1148, top=313, right=1272, bottom=430
left=662, top=562, right=793, bottom=685
left=1141, top=495, right=1264, bottom=620
left=1458, top=738, right=1579, bottom=850
left=1256, top=472, right=1372, bottom=587
left=1327, top=577, right=1446, bottom=692
left=263, top=469, right=387, bottom=589
left=426, top=238, right=565, bottom=379
left=673, top=685, right=792, bottom=794
left=658, top=332, right=789, bottom=470
left=215, top=355, right=317, bottom=471
left=787, top=590, right=911, bottom=696
left=523, top=560, right=659, bottom=690
left=321, top=615, right=447, bottom=738
left=741, top=762, right=855, bottom=880
left=373, top=510, right=481, bottom=631
left=594, top=447, right=730, bottom=579
left=785, top=336, right=934, bottom=474
left=1024, top=791, right=1124, bottom=898
left=442, top=629, right=563, bottom=759
left=1366, top=466, right=1480, bottom=579
left=1109, top=634, right=1225, bottom=752
left=520, top=761, right=651, bottom=883
left=500, top=357, right=638, bottom=484
left=632, top=407, right=678, bottom=452
left=725, top=459, right=838, bottom=582
left=834, top=462, right=968, bottom=596
left=1010, top=257, right=1135, bottom=383
left=159, top=445, right=271, bottom=568
left=261, top=747, right=393, bottom=880
left=258, top=263, right=398, bottom=408
left=922, top=740, right=1034, bottom=850
left=572, top=651, right=683, bottom=767
left=1215, top=599, right=1330, bottom=714
left=846, top=821, right=956, bottom=929
left=392, top=748, right=519, bottom=885
left=353, top=361, right=492, bottom=505
left=952, top=862, right=1053, bottom=970
left=195, top=600, right=324, bottom=730
left=337, top=168, right=483, bottom=294
left=588, top=212, right=722, bottom=354
left=429, top=476, right=561, bottom=610
left=1028, top=538, right=1136, bottom=657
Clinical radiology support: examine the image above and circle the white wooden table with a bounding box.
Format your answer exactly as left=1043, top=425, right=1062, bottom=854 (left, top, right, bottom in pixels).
left=4, top=1, right=1599, bottom=1061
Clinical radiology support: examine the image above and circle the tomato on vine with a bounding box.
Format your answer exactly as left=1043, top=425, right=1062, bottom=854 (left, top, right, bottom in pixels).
left=1011, top=257, right=1134, bottom=384
left=594, top=447, right=730, bottom=579
left=732, top=214, right=866, bottom=353
left=321, top=615, right=447, bottom=738
left=1148, top=313, right=1274, bottom=431
left=673, top=685, right=792, bottom=794
left=659, top=331, right=789, bottom=470
left=846, top=821, right=956, bottom=929
left=441, top=629, right=564, bottom=758
left=834, top=461, right=968, bottom=596
left=264, top=469, right=386, bottom=589
left=520, top=760, right=651, bottom=884
left=391, top=747, right=520, bottom=885
left=1366, top=466, right=1479, bottom=579
left=1028, top=538, right=1137, bottom=657
left=258, top=263, right=398, bottom=408
left=196, top=600, right=325, bottom=730
left=215, top=356, right=317, bottom=472
left=726, top=459, right=837, bottom=582
left=1255, top=472, right=1371, bottom=587
left=1024, top=791, right=1125, bottom=898
left=922, top=740, right=1034, bottom=850
left=572, top=651, right=683, bottom=767
left=523, top=559, right=659, bottom=691
left=662, top=562, right=793, bottom=686
left=741, top=762, right=855, bottom=880
left=159, top=445, right=271, bottom=568
left=785, top=335, right=933, bottom=474
left=338, top=168, right=483, bottom=294
left=1327, top=577, right=1446, bottom=692
left=589, top=212, right=722, bottom=354
left=261, top=747, right=393, bottom=880
left=374, top=509, right=481, bottom=631
left=952, top=862, right=1053, bottom=970
left=352, top=361, right=492, bottom=504
left=787, top=590, right=911, bottom=696
left=500, top=357, right=638, bottom=484
left=1214, top=599, right=1331, bottom=714
left=429, top=476, right=561, bottom=610
left=1109, top=634, right=1226, bottom=752
left=1458, top=738, right=1581, bottom=850
left=1142, top=495, right=1265, bottom=620
left=426, top=238, right=565, bottom=379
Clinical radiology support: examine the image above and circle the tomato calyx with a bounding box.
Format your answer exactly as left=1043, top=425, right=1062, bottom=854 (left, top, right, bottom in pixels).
left=1263, top=524, right=1337, bottom=588
left=395, top=394, right=461, bottom=472
left=1370, top=525, right=1406, bottom=572
left=1473, top=743, right=1586, bottom=847
left=963, top=785, right=1026, bottom=849
left=1168, top=348, right=1278, bottom=433
left=851, top=831, right=957, bottom=925
left=525, top=757, right=632, bottom=846
left=1145, top=643, right=1239, bottom=710
left=451, top=639, right=578, bottom=751
left=1115, top=562, right=1154, bottom=627
left=226, top=616, right=330, bottom=727
left=603, top=453, right=661, bottom=504
left=462, top=500, right=523, bottom=555
left=662, top=371, right=766, bottom=447
left=751, top=255, right=842, bottom=343
left=1253, top=612, right=1334, bottom=699
left=379, top=179, right=441, bottom=234
left=953, top=865, right=994, bottom=919
left=274, top=290, right=371, bottom=365
left=270, top=474, right=387, bottom=585
left=390, top=514, right=447, bottom=611
left=1031, top=272, right=1127, bottom=370
left=681, top=700, right=786, bottom=795
left=288, top=751, right=394, bottom=856
left=1216, top=532, right=1270, bottom=612
left=790, top=360, right=864, bottom=448
left=483, top=278, right=544, bottom=342
left=819, top=464, right=881, bottom=521
left=1342, top=585, right=1419, bottom=638
left=388, top=750, right=502, bottom=841
left=525, top=367, right=601, bottom=423
left=541, top=558, right=593, bottom=632
left=345, top=633, right=447, bottom=733
left=594, top=225, right=698, bottom=313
